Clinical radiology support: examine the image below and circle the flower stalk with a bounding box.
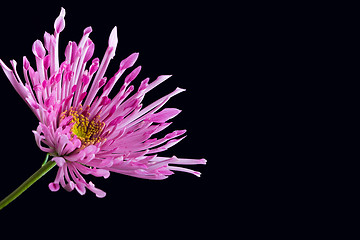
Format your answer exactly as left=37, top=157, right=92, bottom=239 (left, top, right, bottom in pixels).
left=0, top=155, right=56, bottom=210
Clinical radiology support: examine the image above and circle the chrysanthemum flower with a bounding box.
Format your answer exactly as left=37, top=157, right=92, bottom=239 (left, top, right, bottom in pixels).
left=0, top=8, right=206, bottom=198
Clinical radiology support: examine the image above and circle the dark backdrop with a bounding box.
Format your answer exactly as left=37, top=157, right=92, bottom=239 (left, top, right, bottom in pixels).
left=0, top=1, right=348, bottom=238
left=0, top=0, right=233, bottom=237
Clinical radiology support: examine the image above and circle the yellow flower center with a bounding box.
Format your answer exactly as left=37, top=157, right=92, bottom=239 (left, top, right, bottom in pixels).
left=60, top=106, right=105, bottom=147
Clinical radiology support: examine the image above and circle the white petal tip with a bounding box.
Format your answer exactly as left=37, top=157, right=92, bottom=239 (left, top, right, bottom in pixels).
left=108, top=26, right=118, bottom=47
left=60, top=7, right=66, bottom=16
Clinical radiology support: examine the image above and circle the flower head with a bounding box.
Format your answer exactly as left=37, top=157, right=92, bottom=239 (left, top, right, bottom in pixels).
left=0, top=8, right=206, bottom=197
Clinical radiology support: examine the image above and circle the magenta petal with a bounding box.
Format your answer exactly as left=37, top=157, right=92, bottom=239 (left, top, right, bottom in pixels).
left=64, top=41, right=72, bottom=60
left=83, top=26, right=92, bottom=35
left=138, top=78, right=149, bottom=92
left=23, top=56, right=30, bottom=70
left=89, top=58, right=99, bottom=75
left=54, top=7, right=66, bottom=34
left=124, top=66, right=141, bottom=84
left=49, top=182, right=60, bottom=192
left=119, top=52, right=139, bottom=70
left=32, top=40, right=46, bottom=59
left=79, top=92, right=87, bottom=102
left=43, top=55, right=50, bottom=70
left=149, top=108, right=182, bottom=123
left=84, top=40, right=95, bottom=62
left=43, top=32, right=51, bottom=50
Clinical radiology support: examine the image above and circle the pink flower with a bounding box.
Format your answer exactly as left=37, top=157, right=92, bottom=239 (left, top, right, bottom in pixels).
left=0, top=8, right=206, bottom=198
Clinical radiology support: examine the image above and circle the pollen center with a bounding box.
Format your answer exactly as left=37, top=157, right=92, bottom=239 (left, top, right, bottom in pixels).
left=60, top=106, right=105, bottom=147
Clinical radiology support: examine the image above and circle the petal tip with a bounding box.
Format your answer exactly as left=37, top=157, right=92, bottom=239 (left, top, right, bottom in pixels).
left=60, top=7, right=66, bottom=16
left=49, top=182, right=60, bottom=192
left=200, top=158, right=207, bottom=164
left=119, top=52, right=139, bottom=70
left=32, top=40, right=46, bottom=59
left=108, top=26, right=118, bottom=48
left=54, top=7, right=66, bottom=33
left=84, top=26, right=93, bottom=35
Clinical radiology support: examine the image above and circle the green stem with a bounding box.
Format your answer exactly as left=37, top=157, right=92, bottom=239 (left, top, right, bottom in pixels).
left=0, top=155, right=56, bottom=210
left=42, top=153, right=50, bottom=166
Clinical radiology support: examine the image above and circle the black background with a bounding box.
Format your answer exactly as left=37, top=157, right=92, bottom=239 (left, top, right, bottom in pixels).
left=1, top=1, right=340, bottom=238
left=0, top=0, right=236, bottom=236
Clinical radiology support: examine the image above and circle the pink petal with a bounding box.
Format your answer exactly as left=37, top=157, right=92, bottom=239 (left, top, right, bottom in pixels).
left=49, top=182, right=60, bottom=192
left=64, top=41, right=72, bottom=61
left=107, top=26, right=118, bottom=60
left=98, top=77, right=107, bottom=88
left=138, top=78, right=149, bottom=92
left=83, top=26, right=92, bottom=35
left=142, top=75, right=173, bottom=94
left=53, top=157, right=66, bottom=167
left=170, top=157, right=207, bottom=165
left=43, top=32, right=51, bottom=50
left=119, top=52, right=139, bottom=70
left=23, top=56, right=30, bottom=70
left=89, top=58, right=99, bottom=76
left=108, top=26, right=118, bottom=49
left=32, top=40, right=46, bottom=59
left=124, top=66, right=141, bottom=84
left=84, top=39, right=95, bottom=63
left=64, top=181, right=75, bottom=192
left=43, top=55, right=50, bottom=70
left=149, top=108, right=182, bottom=123
left=74, top=182, right=87, bottom=195
left=79, top=92, right=87, bottom=102
left=88, top=182, right=106, bottom=198
left=168, top=166, right=202, bottom=177
left=54, top=7, right=66, bottom=34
